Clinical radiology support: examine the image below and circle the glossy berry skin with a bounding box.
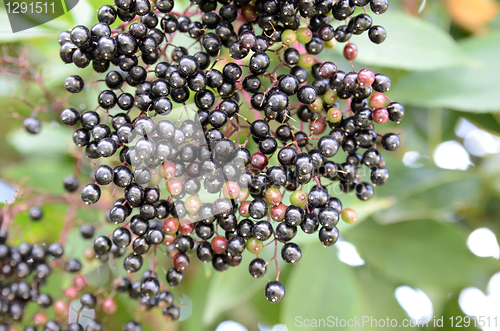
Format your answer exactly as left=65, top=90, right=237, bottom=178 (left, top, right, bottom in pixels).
left=65, top=75, right=84, bottom=93
left=52, top=0, right=405, bottom=307
left=124, top=254, right=143, bottom=273
left=372, top=73, right=391, bottom=92
left=93, top=235, right=112, bottom=256
left=252, top=220, right=273, bottom=241
left=387, top=102, right=405, bottom=123
left=318, top=226, right=340, bottom=246
left=343, top=43, right=358, bottom=62
left=248, top=199, right=268, bottom=220
left=381, top=133, right=401, bottom=151
left=369, top=25, right=387, bottom=44
left=246, top=237, right=263, bottom=254
left=265, top=281, right=286, bottom=303
left=249, top=258, right=267, bottom=278
left=211, top=236, right=228, bottom=255
left=284, top=205, right=304, bottom=227
left=81, top=184, right=101, bottom=205
left=249, top=52, right=270, bottom=75
left=29, top=206, right=43, bottom=221
left=250, top=152, right=269, bottom=170
left=281, top=242, right=302, bottom=264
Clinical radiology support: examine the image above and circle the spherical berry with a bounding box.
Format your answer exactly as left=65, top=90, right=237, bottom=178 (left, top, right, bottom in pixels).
left=264, top=280, right=286, bottom=303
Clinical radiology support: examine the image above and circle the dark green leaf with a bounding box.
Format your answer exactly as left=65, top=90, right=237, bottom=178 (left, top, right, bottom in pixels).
left=202, top=259, right=265, bottom=325
left=335, top=11, right=471, bottom=71
left=344, top=219, right=499, bottom=290
left=2, top=158, right=74, bottom=194
left=7, top=125, right=73, bottom=158
left=390, top=31, right=500, bottom=112
left=281, top=243, right=360, bottom=330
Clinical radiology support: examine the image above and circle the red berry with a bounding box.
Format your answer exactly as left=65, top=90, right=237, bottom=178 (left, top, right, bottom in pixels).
left=318, top=62, right=337, bottom=79
left=102, top=298, right=117, bottom=314
left=166, top=179, right=182, bottom=195
left=163, top=217, right=179, bottom=234
left=251, top=152, right=268, bottom=170
left=343, top=43, right=358, bottom=61
left=64, top=287, right=79, bottom=300
left=357, top=68, right=375, bottom=86
left=370, top=92, right=386, bottom=109
left=373, top=107, right=389, bottom=124
left=211, top=236, right=228, bottom=254
left=173, top=252, right=190, bottom=271
left=54, top=300, right=68, bottom=316
left=34, top=313, right=48, bottom=327
left=265, top=187, right=283, bottom=206
left=223, top=181, right=241, bottom=199
left=236, top=188, right=250, bottom=203
left=241, top=3, right=258, bottom=22
left=73, top=275, right=87, bottom=291
left=239, top=201, right=251, bottom=217
left=164, top=234, right=176, bottom=246
left=162, top=161, right=176, bottom=180
left=271, top=203, right=287, bottom=222
left=310, top=117, right=327, bottom=135
left=179, top=220, right=194, bottom=236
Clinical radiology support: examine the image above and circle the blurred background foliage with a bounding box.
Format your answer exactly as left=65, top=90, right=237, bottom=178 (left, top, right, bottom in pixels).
left=1, top=0, right=500, bottom=330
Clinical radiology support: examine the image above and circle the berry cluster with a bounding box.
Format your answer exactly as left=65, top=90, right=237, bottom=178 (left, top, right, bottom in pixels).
left=0, top=229, right=79, bottom=330
left=56, top=0, right=403, bottom=322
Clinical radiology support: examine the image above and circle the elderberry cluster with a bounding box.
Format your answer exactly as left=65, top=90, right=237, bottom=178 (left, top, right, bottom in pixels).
left=57, top=0, right=403, bottom=312
left=0, top=229, right=79, bottom=330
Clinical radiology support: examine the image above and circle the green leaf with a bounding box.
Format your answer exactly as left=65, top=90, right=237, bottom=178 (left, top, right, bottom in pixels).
left=2, top=158, right=74, bottom=194
left=390, top=31, right=500, bottom=113
left=281, top=243, right=360, bottom=330
left=372, top=169, right=482, bottom=224
left=334, top=11, right=471, bottom=71
left=7, top=124, right=73, bottom=158
left=452, top=111, right=500, bottom=135
left=202, top=259, right=265, bottom=325
left=344, top=219, right=499, bottom=290
left=354, top=268, right=408, bottom=329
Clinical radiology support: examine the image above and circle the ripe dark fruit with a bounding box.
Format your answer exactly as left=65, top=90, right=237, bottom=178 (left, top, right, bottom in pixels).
left=53, top=0, right=404, bottom=308
left=281, top=243, right=302, bottom=264
left=381, top=133, right=401, bottom=151
left=29, top=206, right=43, bottom=221
left=249, top=258, right=267, bottom=278
left=265, top=281, right=286, bottom=303
left=24, top=118, right=42, bottom=134
left=64, top=75, right=84, bottom=93
left=81, top=184, right=101, bottom=204
left=368, top=25, right=387, bottom=44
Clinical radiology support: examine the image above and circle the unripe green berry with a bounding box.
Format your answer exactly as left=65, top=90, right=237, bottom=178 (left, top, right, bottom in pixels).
left=341, top=208, right=357, bottom=224
left=297, top=27, right=313, bottom=44
left=324, top=90, right=338, bottom=105
left=326, top=107, right=342, bottom=123
left=246, top=237, right=264, bottom=254
left=307, top=97, right=323, bottom=112
left=324, top=39, right=336, bottom=49
left=298, top=54, right=314, bottom=69
left=281, top=29, right=298, bottom=46
left=290, top=189, right=308, bottom=207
